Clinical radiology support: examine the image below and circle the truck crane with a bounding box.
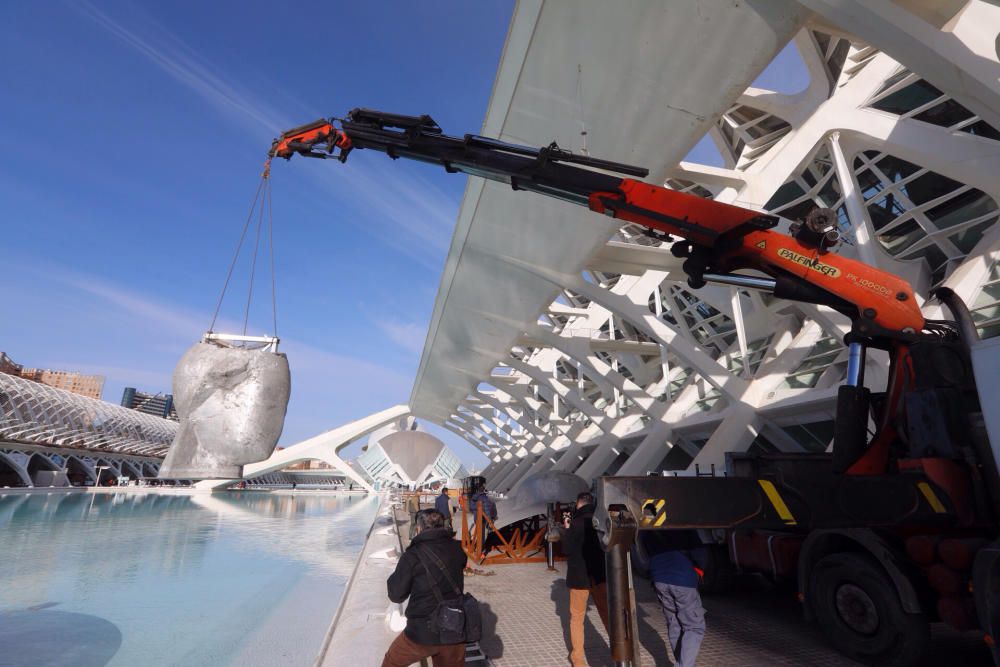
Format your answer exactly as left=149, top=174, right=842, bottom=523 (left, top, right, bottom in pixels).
left=269, top=109, right=1000, bottom=666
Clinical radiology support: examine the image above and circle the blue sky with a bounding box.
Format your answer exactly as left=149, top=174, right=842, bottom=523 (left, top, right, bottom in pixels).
left=1, top=0, right=514, bottom=469
left=2, top=2, right=808, bottom=470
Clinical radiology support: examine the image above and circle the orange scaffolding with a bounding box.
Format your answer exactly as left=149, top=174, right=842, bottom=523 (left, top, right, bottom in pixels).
left=459, top=495, right=564, bottom=566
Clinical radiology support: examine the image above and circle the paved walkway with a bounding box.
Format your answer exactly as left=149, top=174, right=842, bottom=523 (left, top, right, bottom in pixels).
left=464, top=561, right=989, bottom=667
left=386, top=506, right=988, bottom=666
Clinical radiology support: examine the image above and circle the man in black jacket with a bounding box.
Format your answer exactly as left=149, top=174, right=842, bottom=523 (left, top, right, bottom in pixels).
left=560, top=491, right=609, bottom=667
left=383, top=509, right=468, bottom=667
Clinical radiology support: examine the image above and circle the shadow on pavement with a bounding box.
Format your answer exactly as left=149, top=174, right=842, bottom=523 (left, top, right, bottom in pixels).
left=478, top=601, right=504, bottom=659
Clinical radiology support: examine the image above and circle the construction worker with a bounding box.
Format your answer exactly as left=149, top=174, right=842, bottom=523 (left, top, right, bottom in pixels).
left=639, top=511, right=706, bottom=667
left=470, top=485, right=497, bottom=552
left=560, top=491, right=609, bottom=667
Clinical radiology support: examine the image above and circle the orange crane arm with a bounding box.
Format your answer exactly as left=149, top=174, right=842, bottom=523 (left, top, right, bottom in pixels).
left=269, top=109, right=924, bottom=337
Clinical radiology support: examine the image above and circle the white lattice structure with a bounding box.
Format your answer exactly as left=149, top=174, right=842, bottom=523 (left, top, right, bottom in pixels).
left=0, top=373, right=176, bottom=456
left=403, top=0, right=1000, bottom=494
left=0, top=373, right=170, bottom=487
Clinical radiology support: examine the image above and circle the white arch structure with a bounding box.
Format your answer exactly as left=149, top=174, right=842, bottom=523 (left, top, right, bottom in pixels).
left=401, top=1, right=1000, bottom=492
left=196, top=404, right=410, bottom=492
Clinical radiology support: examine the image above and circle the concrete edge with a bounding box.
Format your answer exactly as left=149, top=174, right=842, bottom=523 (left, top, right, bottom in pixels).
left=313, top=492, right=391, bottom=666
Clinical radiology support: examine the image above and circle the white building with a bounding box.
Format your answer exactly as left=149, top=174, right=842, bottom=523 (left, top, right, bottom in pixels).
left=357, top=417, right=467, bottom=488
left=403, top=1, right=1000, bottom=495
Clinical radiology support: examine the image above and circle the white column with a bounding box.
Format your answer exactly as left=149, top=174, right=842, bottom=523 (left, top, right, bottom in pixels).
left=828, top=130, right=878, bottom=266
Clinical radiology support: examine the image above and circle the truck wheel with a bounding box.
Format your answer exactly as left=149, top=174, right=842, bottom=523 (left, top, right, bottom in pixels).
left=698, top=544, right=736, bottom=594
left=810, top=552, right=928, bottom=666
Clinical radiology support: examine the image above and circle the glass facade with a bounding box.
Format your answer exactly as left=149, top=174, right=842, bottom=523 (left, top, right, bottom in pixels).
left=971, top=259, right=1000, bottom=339
left=781, top=335, right=846, bottom=390
left=853, top=150, right=998, bottom=284
left=717, top=104, right=792, bottom=170
left=868, top=70, right=1000, bottom=141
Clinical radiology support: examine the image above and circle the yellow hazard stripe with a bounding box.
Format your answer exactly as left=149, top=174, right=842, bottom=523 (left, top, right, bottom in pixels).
left=640, top=498, right=667, bottom=526
left=917, top=482, right=947, bottom=514
left=758, top=479, right=797, bottom=525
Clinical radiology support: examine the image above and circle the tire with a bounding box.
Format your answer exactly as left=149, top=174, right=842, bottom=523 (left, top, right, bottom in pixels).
left=809, top=552, right=929, bottom=667
left=698, top=544, right=736, bottom=595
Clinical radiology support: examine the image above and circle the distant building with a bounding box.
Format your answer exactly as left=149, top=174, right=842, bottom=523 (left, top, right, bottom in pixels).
left=281, top=458, right=334, bottom=471
left=121, top=387, right=178, bottom=421
left=357, top=416, right=467, bottom=488
left=0, top=352, right=104, bottom=400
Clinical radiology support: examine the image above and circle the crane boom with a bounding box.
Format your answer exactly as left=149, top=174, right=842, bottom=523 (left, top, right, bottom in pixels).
left=269, top=108, right=1000, bottom=667
left=270, top=108, right=924, bottom=338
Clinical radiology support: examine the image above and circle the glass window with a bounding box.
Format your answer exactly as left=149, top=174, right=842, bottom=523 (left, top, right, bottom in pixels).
left=971, top=266, right=1000, bottom=339
left=781, top=200, right=820, bottom=224
left=826, top=40, right=850, bottom=82
left=871, top=69, right=912, bottom=98
left=867, top=196, right=908, bottom=230
left=870, top=79, right=942, bottom=115
left=720, top=122, right=735, bottom=146
left=783, top=420, right=835, bottom=453
left=748, top=432, right=780, bottom=454
left=877, top=219, right=924, bottom=254
left=913, top=98, right=975, bottom=128
left=901, top=244, right=949, bottom=284
left=856, top=168, right=883, bottom=199
left=817, top=174, right=841, bottom=207
left=765, top=181, right=806, bottom=209
left=728, top=106, right=765, bottom=125
left=755, top=115, right=791, bottom=135
left=949, top=218, right=997, bottom=254
left=924, top=189, right=998, bottom=228
left=814, top=31, right=831, bottom=55
left=900, top=171, right=962, bottom=206
left=874, top=155, right=921, bottom=182
left=960, top=120, right=1000, bottom=142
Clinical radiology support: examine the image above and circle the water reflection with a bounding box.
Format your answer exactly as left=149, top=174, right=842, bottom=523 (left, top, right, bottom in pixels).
left=0, top=491, right=379, bottom=667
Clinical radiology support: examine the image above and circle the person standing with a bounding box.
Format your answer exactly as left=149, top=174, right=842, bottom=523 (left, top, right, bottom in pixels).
left=406, top=490, right=422, bottom=540
left=560, top=491, right=609, bottom=667
left=639, top=520, right=706, bottom=667
left=435, top=487, right=453, bottom=531
left=383, top=509, right=468, bottom=667
left=469, top=486, right=497, bottom=552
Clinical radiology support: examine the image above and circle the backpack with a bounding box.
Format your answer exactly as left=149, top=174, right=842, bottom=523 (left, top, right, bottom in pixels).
left=414, top=546, right=482, bottom=644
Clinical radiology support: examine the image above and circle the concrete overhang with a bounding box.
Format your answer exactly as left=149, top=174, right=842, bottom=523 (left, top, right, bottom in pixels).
left=409, top=0, right=809, bottom=425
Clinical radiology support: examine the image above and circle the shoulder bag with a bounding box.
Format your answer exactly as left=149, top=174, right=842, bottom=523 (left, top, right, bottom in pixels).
left=414, top=546, right=482, bottom=644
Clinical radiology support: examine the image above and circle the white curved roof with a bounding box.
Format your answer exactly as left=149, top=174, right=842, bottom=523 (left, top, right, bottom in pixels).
left=409, top=0, right=807, bottom=422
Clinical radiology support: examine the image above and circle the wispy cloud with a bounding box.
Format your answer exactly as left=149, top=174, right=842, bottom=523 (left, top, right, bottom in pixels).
left=74, top=0, right=291, bottom=134
left=12, top=256, right=413, bottom=443
left=373, top=318, right=428, bottom=354
left=73, top=0, right=457, bottom=268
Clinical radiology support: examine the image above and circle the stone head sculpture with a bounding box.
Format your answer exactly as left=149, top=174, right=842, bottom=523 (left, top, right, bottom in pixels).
left=159, top=339, right=290, bottom=479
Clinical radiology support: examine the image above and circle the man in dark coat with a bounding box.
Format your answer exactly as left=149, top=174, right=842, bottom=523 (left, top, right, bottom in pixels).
left=434, top=487, right=453, bottom=531
left=560, top=491, right=609, bottom=667
left=469, top=486, right=497, bottom=552
left=383, top=509, right=468, bottom=667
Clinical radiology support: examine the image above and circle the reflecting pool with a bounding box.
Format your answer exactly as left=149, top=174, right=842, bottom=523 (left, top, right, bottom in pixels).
left=0, top=491, right=380, bottom=667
